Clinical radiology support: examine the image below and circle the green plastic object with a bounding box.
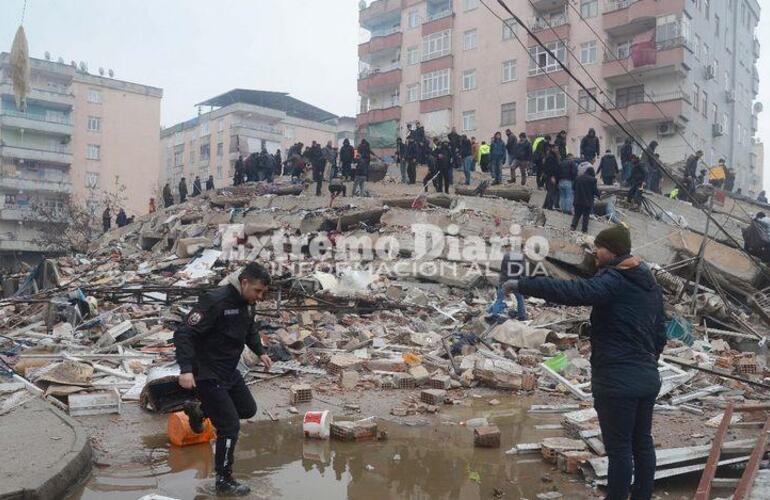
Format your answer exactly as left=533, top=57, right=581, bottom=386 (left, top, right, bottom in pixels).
left=666, top=315, right=694, bottom=346
left=543, top=353, right=568, bottom=373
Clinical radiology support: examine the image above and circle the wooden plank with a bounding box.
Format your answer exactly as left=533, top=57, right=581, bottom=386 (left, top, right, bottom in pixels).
left=695, top=403, right=734, bottom=500
left=734, top=415, right=770, bottom=500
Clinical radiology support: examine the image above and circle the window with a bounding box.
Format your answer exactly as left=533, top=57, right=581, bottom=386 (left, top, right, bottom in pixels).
left=422, top=30, right=451, bottom=61
left=527, top=87, right=567, bottom=120
left=528, top=41, right=566, bottom=76
left=407, top=84, right=420, bottom=102
left=284, top=126, right=295, bottom=140
left=87, top=116, right=101, bottom=132
left=174, top=144, right=184, bottom=166
left=217, top=142, right=223, bottom=157
left=616, top=40, right=631, bottom=59
left=702, top=90, right=708, bottom=117
left=502, top=59, right=517, bottom=82
left=578, top=88, right=597, bottom=113
left=711, top=102, right=718, bottom=123
left=580, top=0, right=598, bottom=18
left=463, top=29, right=478, bottom=51
left=656, top=14, right=690, bottom=48
left=85, top=172, right=99, bottom=189
left=87, top=88, right=102, bottom=104
left=408, top=9, right=420, bottom=29
left=86, top=144, right=101, bottom=160
left=500, top=102, right=516, bottom=126
left=693, top=83, right=700, bottom=111
left=407, top=46, right=419, bottom=65
left=693, top=34, right=701, bottom=60
left=502, top=18, right=515, bottom=40
left=200, top=143, right=210, bottom=162
left=714, top=14, right=720, bottom=37
left=218, top=119, right=225, bottom=132
left=421, top=69, right=451, bottom=99
left=189, top=149, right=195, bottom=163
left=216, top=165, right=223, bottom=180
left=615, top=85, right=645, bottom=108
left=462, top=110, right=477, bottom=131
left=462, top=69, right=477, bottom=91
left=200, top=122, right=210, bottom=137
left=580, top=40, right=597, bottom=64
left=463, top=0, right=479, bottom=11
left=722, top=112, right=729, bottom=132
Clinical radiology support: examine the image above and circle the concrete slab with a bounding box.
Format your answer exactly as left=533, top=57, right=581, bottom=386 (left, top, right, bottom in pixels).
left=0, top=397, right=92, bottom=500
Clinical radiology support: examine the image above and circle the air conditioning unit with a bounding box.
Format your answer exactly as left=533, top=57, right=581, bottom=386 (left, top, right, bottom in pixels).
left=705, top=64, right=715, bottom=80
left=726, top=90, right=735, bottom=102
left=712, top=123, right=725, bottom=137
left=657, top=121, right=676, bottom=137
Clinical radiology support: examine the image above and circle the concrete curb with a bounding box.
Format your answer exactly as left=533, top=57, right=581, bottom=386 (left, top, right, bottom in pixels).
left=0, top=400, right=92, bottom=500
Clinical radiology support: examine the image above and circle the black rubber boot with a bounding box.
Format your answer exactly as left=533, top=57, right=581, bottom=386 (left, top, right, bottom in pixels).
left=183, top=401, right=204, bottom=434
left=215, top=474, right=251, bottom=496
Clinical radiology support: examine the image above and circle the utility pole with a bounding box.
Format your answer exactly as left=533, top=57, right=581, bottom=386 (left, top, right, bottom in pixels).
left=690, top=190, right=715, bottom=315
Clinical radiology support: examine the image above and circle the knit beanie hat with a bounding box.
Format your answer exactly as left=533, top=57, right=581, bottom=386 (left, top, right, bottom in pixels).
left=594, top=224, right=631, bottom=256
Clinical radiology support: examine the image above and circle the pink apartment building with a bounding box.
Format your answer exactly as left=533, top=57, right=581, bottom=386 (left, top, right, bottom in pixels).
left=357, top=0, right=763, bottom=194
left=0, top=53, right=162, bottom=263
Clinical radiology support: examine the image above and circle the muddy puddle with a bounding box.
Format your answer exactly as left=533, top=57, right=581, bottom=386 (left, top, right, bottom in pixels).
left=67, top=396, right=695, bottom=499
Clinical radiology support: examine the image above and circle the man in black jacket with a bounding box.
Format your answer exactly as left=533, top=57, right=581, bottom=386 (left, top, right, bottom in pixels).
left=339, top=139, right=354, bottom=181
left=597, top=150, right=619, bottom=186
left=192, top=176, right=202, bottom=196
left=178, top=177, right=188, bottom=203
left=233, top=155, right=245, bottom=186
left=571, top=167, right=600, bottom=232
left=620, top=138, right=633, bottom=186
left=309, top=142, right=326, bottom=196
left=162, top=183, right=174, bottom=208
left=406, top=137, right=419, bottom=184
left=555, top=130, right=568, bottom=159
left=580, top=128, right=600, bottom=163
left=513, top=132, right=531, bottom=186
left=684, top=150, right=702, bottom=180
left=206, top=175, right=215, bottom=191
left=504, top=225, right=665, bottom=500
left=175, top=263, right=274, bottom=496
left=505, top=129, right=517, bottom=182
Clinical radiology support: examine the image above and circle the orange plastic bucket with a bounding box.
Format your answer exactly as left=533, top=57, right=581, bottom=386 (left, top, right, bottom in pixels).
left=167, top=411, right=216, bottom=447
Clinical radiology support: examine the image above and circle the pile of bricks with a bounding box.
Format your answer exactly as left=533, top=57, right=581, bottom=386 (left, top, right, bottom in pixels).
left=289, top=384, right=313, bottom=404
left=330, top=420, right=378, bottom=442
left=473, top=425, right=501, bottom=448
left=393, top=372, right=416, bottom=389
left=420, top=389, right=447, bottom=406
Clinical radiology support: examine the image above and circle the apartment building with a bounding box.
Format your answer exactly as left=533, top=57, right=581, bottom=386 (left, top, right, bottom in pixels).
left=159, top=89, right=353, bottom=188
left=357, top=0, right=763, bottom=194
left=0, top=53, right=162, bottom=262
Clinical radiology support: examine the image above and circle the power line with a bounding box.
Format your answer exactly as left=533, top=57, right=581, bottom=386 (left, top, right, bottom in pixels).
left=524, top=0, right=650, bottom=150
left=563, top=0, right=732, bottom=172
left=487, top=0, right=770, bottom=281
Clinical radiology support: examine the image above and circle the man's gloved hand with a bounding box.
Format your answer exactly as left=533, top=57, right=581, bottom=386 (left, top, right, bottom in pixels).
left=502, top=279, right=520, bottom=294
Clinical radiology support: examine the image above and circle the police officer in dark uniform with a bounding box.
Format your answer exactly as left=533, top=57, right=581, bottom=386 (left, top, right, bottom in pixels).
left=174, top=263, right=273, bottom=496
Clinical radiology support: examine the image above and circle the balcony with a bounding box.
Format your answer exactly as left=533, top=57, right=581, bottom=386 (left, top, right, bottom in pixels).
left=0, top=206, right=70, bottom=222
left=525, top=115, right=569, bottom=137
left=530, top=0, right=567, bottom=10
left=422, top=10, right=453, bottom=36
left=528, top=14, right=570, bottom=45
left=358, top=66, right=402, bottom=94
left=359, top=0, right=402, bottom=31
left=0, top=144, right=72, bottom=165
left=0, top=83, right=74, bottom=109
left=603, top=0, right=685, bottom=38
left=357, top=105, right=401, bottom=127
left=0, top=172, right=71, bottom=193
left=0, top=110, right=73, bottom=136
left=602, top=39, right=691, bottom=83
left=602, top=90, right=689, bottom=127
left=358, top=30, right=402, bottom=61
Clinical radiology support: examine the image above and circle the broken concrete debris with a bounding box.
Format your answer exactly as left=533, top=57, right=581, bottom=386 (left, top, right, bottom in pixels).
left=1, top=178, right=769, bottom=497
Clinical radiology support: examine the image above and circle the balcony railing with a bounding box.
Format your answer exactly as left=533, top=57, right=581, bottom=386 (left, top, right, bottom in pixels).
left=527, top=108, right=567, bottom=121
left=425, top=9, right=452, bottom=23
left=604, top=89, right=691, bottom=109
left=230, top=122, right=282, bottom=135
left=656, top=36, right=689, bottom=51
left=359, top=62, right=402, bottom=79
left=370, top=25, right=401, bottom=38
left=531, top=13, right=568, bottom=32
left=1, top=109, right=72, bottom=125
left=604, top=0, right=638, bottom=13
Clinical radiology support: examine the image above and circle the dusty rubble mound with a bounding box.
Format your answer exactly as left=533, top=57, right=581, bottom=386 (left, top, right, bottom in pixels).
left=1, top=176, right=770, bottom=492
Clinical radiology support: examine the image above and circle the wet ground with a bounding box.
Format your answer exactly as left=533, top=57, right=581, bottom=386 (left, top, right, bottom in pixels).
left=65, top=389, right=701, bottom=500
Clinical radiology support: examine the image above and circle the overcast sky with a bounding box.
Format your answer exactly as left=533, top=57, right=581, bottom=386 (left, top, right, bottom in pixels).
left=1, top=0, right=769, bottom=191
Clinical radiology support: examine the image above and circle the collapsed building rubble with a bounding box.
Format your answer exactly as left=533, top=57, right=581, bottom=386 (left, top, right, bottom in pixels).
left=1, top=174, right=769, bottom=496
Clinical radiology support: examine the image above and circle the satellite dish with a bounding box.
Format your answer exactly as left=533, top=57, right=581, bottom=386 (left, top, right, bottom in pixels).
left=44, top=51, right=51, bottom=60
left=79, top=61, right=87, bottom=72
left=108, top=69, right=114, bottom=78
left=99, top=67, right=105, bottom=76
left=70, top=60, right=77, bottom=68
left=57, top=57, right=64, bottom=64
left=754, top=102, right=764, bottom=114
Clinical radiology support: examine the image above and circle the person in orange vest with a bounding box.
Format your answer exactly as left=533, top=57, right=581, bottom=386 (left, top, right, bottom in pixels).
left=708, top=159, right=727, bottom=188
left=148, top=197, right=156, bottom=214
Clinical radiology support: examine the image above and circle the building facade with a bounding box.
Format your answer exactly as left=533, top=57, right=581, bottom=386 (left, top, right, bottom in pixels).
left=159, top=89, right=353, bottom=189
left=357, top=0, right=762, bottom=194
left=0, top=53, right=162, bottom=261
